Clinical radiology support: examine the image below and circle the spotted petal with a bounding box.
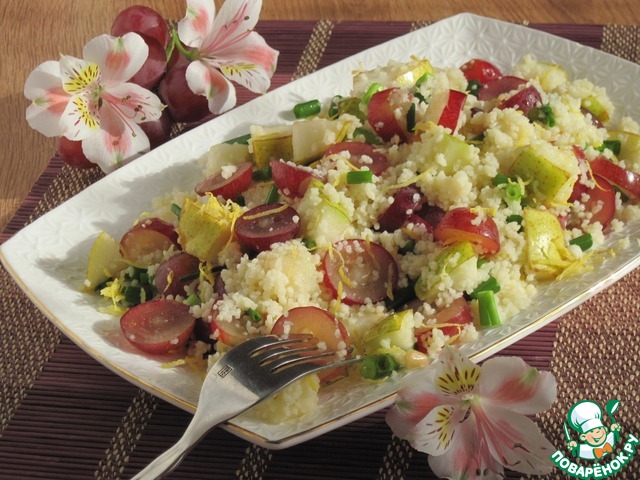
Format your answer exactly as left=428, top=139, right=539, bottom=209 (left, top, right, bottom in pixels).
left=216, top=31, right=278, bottom=93
left=24, top=60, right=70, bottom=137
left=478, top=356, right=557, bottom=415
left=427, top=413, right=505, bottom=480
left=186, top=60, right=237, bottom=114
left=472, top=401, right=556, bottom=475
left=59, top=54, right=100, bottom=95
left=201, top=0, right=262, bottom=52
left=83, top=33, right=148, bottom=85
left=81, top=102, right=150, bottom=173
left=59, top=92, right=101, bottom=141
left=102, top=83, right=164, bottom=124
left=433, top=345, right=481, bottom=398
left=404, top=403, right=470, bottom=456
left=178, top=0, right=217, bottom=49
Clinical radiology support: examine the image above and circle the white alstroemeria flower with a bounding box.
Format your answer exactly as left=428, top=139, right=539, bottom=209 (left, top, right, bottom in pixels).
left=24, top=33, right=164, bottom=172
left=177, top=0, right=279, bottom=114
left=386, top=346, right=557, bottom=479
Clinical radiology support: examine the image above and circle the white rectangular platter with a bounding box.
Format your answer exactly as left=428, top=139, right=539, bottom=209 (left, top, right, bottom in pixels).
left=3, top=13, right=640, bottom=449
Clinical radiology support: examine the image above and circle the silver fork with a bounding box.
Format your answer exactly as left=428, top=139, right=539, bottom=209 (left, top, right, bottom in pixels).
left=131, top=335, right=360, bottom=479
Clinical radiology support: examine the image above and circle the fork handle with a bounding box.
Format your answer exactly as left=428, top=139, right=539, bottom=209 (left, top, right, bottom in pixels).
left=130, top=408, right=235, bottom=480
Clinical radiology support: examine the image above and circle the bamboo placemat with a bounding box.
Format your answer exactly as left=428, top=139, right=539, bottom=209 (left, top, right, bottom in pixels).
left=1, top=20, right=640, bottom=480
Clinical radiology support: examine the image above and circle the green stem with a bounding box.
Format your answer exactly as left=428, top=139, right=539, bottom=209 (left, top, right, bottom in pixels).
left=168, top=26, right=198, bottom=63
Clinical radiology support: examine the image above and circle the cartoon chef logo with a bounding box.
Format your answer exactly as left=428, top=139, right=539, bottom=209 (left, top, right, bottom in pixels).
left=565, top=399, right=621, bottom=461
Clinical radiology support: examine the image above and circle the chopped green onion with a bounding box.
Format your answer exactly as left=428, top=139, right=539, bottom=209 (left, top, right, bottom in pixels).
left=186, top=293, right=201, bottom=306
left=264, top=184, right=280, bottom=204
left=470, top=276, right=501, bottom=299
left=492, top=173, right=512, bottom=186
left=569, top=233, right=593, bottom=251
left=245, top=308, right=262, bottom=323
left=506, top=214, right=524, bottom=232
left=352, top=127, right=382, bottom=145
left=360, top=354, right=399, bottom=380
left=293, top=99, right=321, bottom=119
left=302, top=238, right=317, bottom=251
left=171, top=203, right=182, bottom=219
left=415, top=72, right=431, bottom=88
left=223, top=133, right=251, bottom=145
left=597, top=139, right=622, bottom=156
left=467, top=79, right=482, bottom=97
left=477, top=290, right=501, bottom=327
left=123, top=285, right=143, bottom=306
left=406, top=103, right=417, bottom=133
left=235, top=195, right=246, bottom=207
left=328, top=95, right=343, bottom=118
left=361, top=82, right=383, bottom=105
left=527, top=104, right=556, bottom=127
left=414, top=91, right=428, bottom=104
left=252, top=166, right=272, bottom=181
left=504, top=182, right=523, bottom=202
left=477, top=258, right=489, bottom=268
left=346, top=170, right=373, bottom=184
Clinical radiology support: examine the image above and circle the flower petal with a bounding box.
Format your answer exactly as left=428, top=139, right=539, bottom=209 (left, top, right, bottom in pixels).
left=24, top=61, right=70, bottom=137
left=102, top=83, right=164, bottom=124
left=386, top=368, right=449, bottom=439
left=59, top=55, right=100, bottom=95
left=83, top=33, right=148, bottom=85
left=404, top=403, right=470, bottom=456
left=59, top=93, right=101, bottom=141
left=81, top=102, right=150, bottom=173
left=202, top=0, right=262, bottom=52
left=186, top=61, right=237, bottom=114
left=434, top=345, right=481, bottom=397
left=473, top=401, right=556, bottom=475
left=427, top=413, right=505, bottom=480
left=178, top=0, right=216, bottom=49
left=216, top=31, right=278, bottom=94
left=478, top=356, right=557, bottom=415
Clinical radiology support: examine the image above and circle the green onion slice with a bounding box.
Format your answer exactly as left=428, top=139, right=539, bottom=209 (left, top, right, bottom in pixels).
left=361, top=82, right=384, bottom=105
left=569, top=233, right=593, bottom=251
left=477, top=290, right=501, bottom=327
left=360, top=354, right=400, bottom=380
left=346, top=170, right=373, bottom=184
left=293, top=99, right=321, bottom=119
left=264, top=184, right=280, bottom=204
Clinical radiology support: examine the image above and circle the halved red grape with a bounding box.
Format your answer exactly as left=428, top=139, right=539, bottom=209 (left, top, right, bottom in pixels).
left=591, top=157, right=640, bottom=201
left=324, top=142, right=389, bottom=175
left=270, top=160, right=317, bottom=198
left=378, top=185, right=425, bottom=232
left=210, top=315, right=255, bottom=347
left=460, top=58, right=503, bottom=84
left=234, top=203, right=300, bottom=252
left=498, top=85, right=542, bottom=115
left=120, top=299, right=196, bottom=354
left=478, top=76, right=527, bottom=101
left=415, top=297, right=472, bottom=353
left=154, top=253, right=200, bottom=297
left=111, top=5, right=169, bottom=48
left=120, top=217, right=179, bottom=266
left=569, top=174, right=616, bottom=229
left=195, top=162, right=253, bottom=199
left=367, top=88, right=411, bottom=142
left=434, top=208, right=500, bottom=255
left=128, top=34, right=167, bottom=90
left=271, top=306, right=350, bottom=383
left=158, top=66, right=210, bottom=123
left=323, top=239, right=398, bottom=305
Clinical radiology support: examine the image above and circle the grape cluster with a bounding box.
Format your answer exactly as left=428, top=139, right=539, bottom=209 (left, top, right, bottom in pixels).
left=59, top=6, right=211, bottom=168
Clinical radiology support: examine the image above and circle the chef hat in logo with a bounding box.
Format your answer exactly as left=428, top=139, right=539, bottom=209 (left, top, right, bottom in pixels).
left=568, top=400, right=604, bottom=434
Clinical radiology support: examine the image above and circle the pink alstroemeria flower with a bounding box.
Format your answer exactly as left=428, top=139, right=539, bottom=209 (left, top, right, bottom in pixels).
left=24, top=33, right=164, bottom=172
left=177, top=0, right=279, bottom=114
left=386, top=346, right=557, bottom=479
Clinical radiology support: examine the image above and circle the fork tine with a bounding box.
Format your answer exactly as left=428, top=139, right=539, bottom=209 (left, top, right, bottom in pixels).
left=251, top=343, right=320, bottom=365
left=267, top=350, right=341, bottom=372
left=222, top=334, right=313, bottom=360
left=271, top=355, right=361, bottom=380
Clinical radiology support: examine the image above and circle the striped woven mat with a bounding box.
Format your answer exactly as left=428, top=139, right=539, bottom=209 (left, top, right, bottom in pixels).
left=2, top=20, right=640, bottom=480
